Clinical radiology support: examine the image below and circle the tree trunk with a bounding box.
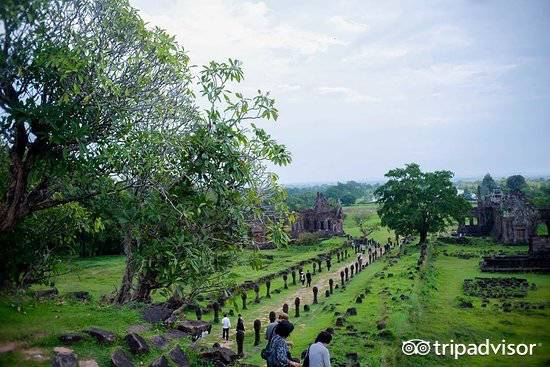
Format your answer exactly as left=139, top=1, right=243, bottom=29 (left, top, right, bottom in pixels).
left=114, top=229, right=135, bottom=304
left=132, top=270, right=158, bottom=303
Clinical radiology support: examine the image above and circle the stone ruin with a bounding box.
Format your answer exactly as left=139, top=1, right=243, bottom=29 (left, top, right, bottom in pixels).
left=291, top=192, right=344, bottom=239
left=457, top=178, right=550, bottom=272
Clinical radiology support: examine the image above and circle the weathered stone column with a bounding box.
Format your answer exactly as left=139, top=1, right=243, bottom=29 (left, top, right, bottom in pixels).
left=340, top=271, right=345, bottom=286
left=282, top=303, right=289, bottom=314
left=291, top=270, right=297, bottom=286
left=266, top=280, right=271, bottom=298
left=241, top=292, right=247, bottom=310
left=313, top=287, right=318, bottom=304
left=195, top=307, right=202, bottom=320
left=283, top=274, right=288, bottom=289
left=213, top=302, right=220, bottom=323
left=254, top=283, right=260, bottom=304
left=236, top=330, right=245, bottom=357
left=329, top=279, right=334, bottom=294
left=294, top=297, right=300, bottom=317
left=253, top=319, right=261, bottom=346
left=345, top=267, right=349, bottom=281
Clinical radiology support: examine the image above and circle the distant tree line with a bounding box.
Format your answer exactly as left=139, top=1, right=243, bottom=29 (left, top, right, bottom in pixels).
left=286, top=181, right=379, bottom=209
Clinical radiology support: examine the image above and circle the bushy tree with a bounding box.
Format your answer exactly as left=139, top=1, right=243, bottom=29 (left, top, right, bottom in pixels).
left=506, top=175, right=527, bottom=192
left=375, top=164, right=470, bottom=260
left=479, top=173, right=499, bottom=197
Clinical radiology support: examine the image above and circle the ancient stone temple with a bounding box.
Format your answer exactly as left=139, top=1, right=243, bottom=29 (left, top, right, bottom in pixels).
left=291, top=193, right=344, bottom=238
left=459, top=186, right=538, bottom=244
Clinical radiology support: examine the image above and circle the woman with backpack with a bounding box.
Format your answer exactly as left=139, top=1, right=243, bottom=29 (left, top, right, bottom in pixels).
left=303, top=331, right=332, bottom=367
left=265, top=320, right=300, bottom=367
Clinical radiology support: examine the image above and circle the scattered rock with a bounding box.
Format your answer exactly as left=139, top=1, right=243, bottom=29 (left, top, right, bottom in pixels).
left=335, top=317, right=345, bottom=327
left=201, top=346, right=238, bottom=366
left=22, top=347, right=48, bottom=362
left=0, top=341, right=24, bottom=353
left=59, top=333, right=84, bottom=344
left=149, top=355, right=169, bottom=367
left=143, top=304, right=173, bottom=323
left=66, top=291, right=91, bottom=301
left=376, top=319, right=387, bottom=330
left=127, top=324, right=150, bottom=334
left=85, top=327, right=116, bottom=344
left=176, top=320, right=211, bottom=337
left=125, top=333, right=149, bottom=354
left=111, top=349, right=134, bottom=367
left=150, top=335, right=168, bottom=349
left=355, top=297, right=362, bottom=304
left=303, top=304, right=310, bottom=312
left=78, top=360, right=99, bottom=367
left=35, top=288, right=58, bottom=299
left=164, top=329, right=188, bottom=340
left=458, top=298, right=473, bottom=308
left=52, top=347, right=77, bottom=367
left=169, top=346, right=190, bottom=367
left=345, top=307, right=357, bottom=316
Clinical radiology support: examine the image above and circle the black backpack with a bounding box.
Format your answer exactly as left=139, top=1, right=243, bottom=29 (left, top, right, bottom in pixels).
left=302, top=344, right=312, bottom=367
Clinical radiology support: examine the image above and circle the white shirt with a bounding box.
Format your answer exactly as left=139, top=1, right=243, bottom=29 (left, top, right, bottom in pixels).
left=308, top=342, right=331, bottom=367
left=222, top=317, right=231, bottom=329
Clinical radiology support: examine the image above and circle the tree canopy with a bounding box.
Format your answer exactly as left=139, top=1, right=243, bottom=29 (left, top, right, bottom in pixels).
left=374, top=163, right=470, bottom=246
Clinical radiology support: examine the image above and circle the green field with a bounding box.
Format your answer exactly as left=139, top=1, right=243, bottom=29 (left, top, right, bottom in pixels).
left=1, top=205, right=549, bottom=366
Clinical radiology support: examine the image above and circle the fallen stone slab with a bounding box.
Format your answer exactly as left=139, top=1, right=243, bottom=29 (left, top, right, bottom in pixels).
left=143, top=304, right=173, bottom=323
left=150, top=335, right=168, bottom=349
left=149, top=355, right=168, bottom=367
left=111, top=350, right=134, bottom=367
left=169, top=346, right=190, bottom=367
left=59, top=333, right=84, bottom=344
left=52, top=347, right=77, bottom=367
left=78, top=360, right=99, bottom=367
left=85, top=327, right=116, bottom=344
left=201, top=346, right=238, bottom=366
left=176, top=320, right=211, bottom=336
left=66, top=291, right=91, bottom=301
left=35, top=288, right=58, bottom=299
left=125, top=333, right=149, bottom=354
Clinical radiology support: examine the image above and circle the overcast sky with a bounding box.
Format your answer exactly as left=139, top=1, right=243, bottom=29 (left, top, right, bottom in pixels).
left=130, top=0, right=550, bottom=183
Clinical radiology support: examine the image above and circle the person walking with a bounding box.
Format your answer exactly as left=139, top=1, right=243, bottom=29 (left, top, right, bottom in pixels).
left=300, top=270, right=305, bottom=286
left=266, top=320, right=300, bottom=367
left=237, top=314, right=245, bottom=332
left=221, top=313, right=231, bottom=341
left=306, top=271, right=312, bottom=287
left=266, top=311, right=278, bottom=340
left=305, top=331, right=332, bottom=367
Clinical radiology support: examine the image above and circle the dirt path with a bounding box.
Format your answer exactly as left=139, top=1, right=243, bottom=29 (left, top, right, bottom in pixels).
left=207, top=252, right=368, bottom=348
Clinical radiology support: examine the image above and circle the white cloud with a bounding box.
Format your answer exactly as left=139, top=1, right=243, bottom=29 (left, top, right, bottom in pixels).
left=316, top=86, right=375, bottom=103
left=328, top=15, right=368, bottom=33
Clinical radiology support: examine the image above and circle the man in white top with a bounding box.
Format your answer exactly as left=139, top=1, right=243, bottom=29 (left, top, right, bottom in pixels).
left=308, top=331, right=332, bottom=367
left=221, top=313, right=231, bottom=341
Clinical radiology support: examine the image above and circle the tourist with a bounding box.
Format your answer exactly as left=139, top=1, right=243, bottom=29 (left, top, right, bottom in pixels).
left=300, top=270, right=305, bottom=286
left=306, top=271, right=312, bottom=287
left=266, top=311, right=278, bottom=340
left=221, top=313, right=230, bottom=341
left=237, top=314, right=245, bottom=332
left=267, top=320, right=300, bottom=367
left=305, top=331, right=332, bottom=367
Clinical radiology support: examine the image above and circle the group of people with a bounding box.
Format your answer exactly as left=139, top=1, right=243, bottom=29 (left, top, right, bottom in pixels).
left=221, top=311, right=333, bottom=367
left=299, top=270, right=312, bottom=287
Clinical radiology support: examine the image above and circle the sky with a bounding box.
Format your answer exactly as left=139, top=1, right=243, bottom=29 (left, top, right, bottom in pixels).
left=130, top=0, right=550, bottom=184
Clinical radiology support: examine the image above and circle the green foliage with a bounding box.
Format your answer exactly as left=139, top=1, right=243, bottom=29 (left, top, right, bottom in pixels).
left=479, top=173, right=499, bottom=197
left=375, top=163, right=470, bottom=242
left=293, top=232, right=324, bottom=246
left=286, top=181, right=378, bottom=210
left=353, top=212, right=381, bottom=238
left=506, top=174, right=527, bottom=192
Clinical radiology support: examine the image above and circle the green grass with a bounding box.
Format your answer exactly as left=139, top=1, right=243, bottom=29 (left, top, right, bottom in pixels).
left=2, top=205, right=549, bottom=367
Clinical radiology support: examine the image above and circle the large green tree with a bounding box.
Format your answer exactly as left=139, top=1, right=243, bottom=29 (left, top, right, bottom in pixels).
left=0, top=0, right=195, bottom=232
left=374, top=163, right=470, bottom=255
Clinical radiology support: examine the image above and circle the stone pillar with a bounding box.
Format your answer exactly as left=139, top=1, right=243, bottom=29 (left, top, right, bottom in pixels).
left=294, top=297, right=300, bottom=317
left=350, top=265, right=354, bottom=278
left=213, top=302, right=220, bottom=323
left=266, top=280, right=271, bottom=298
left=340, top=271, right=345, bottom=287
left=325, top=289, right=330, bottom=298
left=282, top=303, right=289, bottom=314
left=326, top=258, right=331, bottom=271
left=345, top=267, right=349, bottom=281
left=253, top=319, right=261, bottom=346
left=329, top=279, right=334, bottom=294
left=313, top=287, right=318, bottom=304
left=317, top=259, right=322, bottom=272
left=236, top=330, right=245, bottom=357
left=337, top=252, right=341, bottom=262
left=313, top=262, right=317, bottom=274
left=195, top=307, right=202, bottom=320
left=241, top=292, right=247, bottom=310
left=291, top=270, right=297, bottom=286
left=254, top=283, right=260, bottom=304
left=283, top=274, right=288, bottom=289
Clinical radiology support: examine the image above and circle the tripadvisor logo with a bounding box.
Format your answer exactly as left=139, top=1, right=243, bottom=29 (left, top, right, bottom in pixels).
left=402, top=339, right=540, bottom=359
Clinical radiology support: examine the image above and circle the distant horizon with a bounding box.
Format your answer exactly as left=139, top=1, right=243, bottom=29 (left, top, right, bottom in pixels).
left=280, top=171, right=550, bottom=186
